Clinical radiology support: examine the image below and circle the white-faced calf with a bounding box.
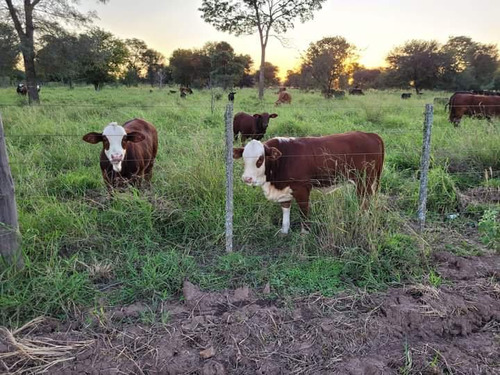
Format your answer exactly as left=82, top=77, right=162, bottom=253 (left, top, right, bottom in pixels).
left=82, top=118, right=158, bottom=190
left=233, top=132, right=385, bottom=234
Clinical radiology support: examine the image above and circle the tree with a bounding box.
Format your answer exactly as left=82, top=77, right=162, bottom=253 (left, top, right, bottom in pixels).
left=442, top=36, right=499, bottom=89
left=142, top=48, right=167, bottom=87
left=0, top=22, right=19, bottom=81
left=2, top=0, right=107, bottom=103
left=352, top=67, right=381, bottom=89
left=37, top=30, right=80, bottom=87
left=254, top=61, right=280, bottom=86
left=386, top=40, right=448, bottom=94
left=199, top=0, right=326, bottom=100
left=205, top=41, right=252, bottom=89
left=78, top=28, right=128, bottom=90
left=302, top=36, right=356, bottom=97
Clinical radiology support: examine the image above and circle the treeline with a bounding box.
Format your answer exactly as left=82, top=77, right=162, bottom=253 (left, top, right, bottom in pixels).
left=1, top=20, right=499, bottom=93
left=286, top=36, right=500, bottom=95
left=0, top=23, right=264, bottom=90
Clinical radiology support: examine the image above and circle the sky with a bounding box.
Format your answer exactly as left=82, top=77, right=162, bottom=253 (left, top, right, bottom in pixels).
left=81, top=0, right=500, bottom=79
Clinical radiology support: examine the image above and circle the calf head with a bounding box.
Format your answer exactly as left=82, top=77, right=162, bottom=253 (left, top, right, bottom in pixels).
left=253, top=113, right=278, bottom=133
left=82, top=122, right=145, bottom=172
left=233, top=140, right=281, bottom=186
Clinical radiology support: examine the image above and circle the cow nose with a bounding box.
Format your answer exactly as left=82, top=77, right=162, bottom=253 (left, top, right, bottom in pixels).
left=243, top=176, right=253, bottom=184
left=111, top=154, right=123, bottom=162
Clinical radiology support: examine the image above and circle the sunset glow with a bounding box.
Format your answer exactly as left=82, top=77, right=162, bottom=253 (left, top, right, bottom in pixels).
left=82, top=0, right=499, bottom=79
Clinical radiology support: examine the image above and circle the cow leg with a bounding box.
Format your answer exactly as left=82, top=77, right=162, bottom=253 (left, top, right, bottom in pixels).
left=280, top=201, right=292, bottom=234
left=293, top=187, right=311, bottom=234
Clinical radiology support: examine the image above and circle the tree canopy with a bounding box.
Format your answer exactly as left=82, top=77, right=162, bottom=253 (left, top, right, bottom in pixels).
left=199, top=0, right=326, bottom=99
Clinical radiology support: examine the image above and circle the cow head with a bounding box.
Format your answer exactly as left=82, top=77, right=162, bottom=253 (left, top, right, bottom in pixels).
left=82, top=122, right=145, bottom=172
left=233, top=140, right=281, bottom=186
left=253, top=113, right=278, bottom=131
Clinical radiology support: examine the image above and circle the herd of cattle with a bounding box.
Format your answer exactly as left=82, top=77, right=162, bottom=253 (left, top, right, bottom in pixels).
left=78, top=87, right=499, bottom=233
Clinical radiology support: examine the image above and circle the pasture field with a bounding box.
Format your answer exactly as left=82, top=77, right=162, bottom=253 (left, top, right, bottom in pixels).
left=0, top=85, right=499, bottom=332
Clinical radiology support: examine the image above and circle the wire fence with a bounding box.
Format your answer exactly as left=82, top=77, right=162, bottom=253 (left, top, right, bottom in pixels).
left=1, top=100, right=499, bottom=262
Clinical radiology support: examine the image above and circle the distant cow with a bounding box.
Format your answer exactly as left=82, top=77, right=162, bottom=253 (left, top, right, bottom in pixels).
left=448, top=92, right=500, bottom=126
left=275, top=91, right=292, bottom=106
left=233, top=132, right=385, bottom=234
left=233, top=112, right=278, bottom=144
left=16, top=83, right=40, bottom=95
left=16, top=84, right=27, bottom=95
left=333, top=90, right=345, bottom=98
left=82, top=118, right=158, bottom=190
left=401, top=93, right=412, bottom=99
left=349, top=88, right=364, bottom=95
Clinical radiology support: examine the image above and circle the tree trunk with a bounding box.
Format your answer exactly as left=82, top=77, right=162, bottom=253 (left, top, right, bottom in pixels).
left=0, top=114, right=23, bottom=268
left=23, top=53, right=39, bottom=104
left=258, top=43, right=266, bottom=100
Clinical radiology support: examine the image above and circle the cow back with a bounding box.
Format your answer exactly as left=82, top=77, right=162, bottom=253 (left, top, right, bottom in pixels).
left=265, top=132, right=384, bottom=191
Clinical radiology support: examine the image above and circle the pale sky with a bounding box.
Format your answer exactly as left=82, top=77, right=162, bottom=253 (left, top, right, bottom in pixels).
left=81, top=0, right=500, bottom=78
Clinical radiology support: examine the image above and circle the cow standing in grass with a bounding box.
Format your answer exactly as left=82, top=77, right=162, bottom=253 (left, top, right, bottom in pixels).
left=233, top=112, right=278, bottom=144
left=233, top=132, right=385, bottom=234
left=82, top=118, right=158, bottom=190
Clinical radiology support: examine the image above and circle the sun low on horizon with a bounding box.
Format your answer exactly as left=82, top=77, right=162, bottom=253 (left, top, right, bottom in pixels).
left=83, top=0, right=500, bottom=79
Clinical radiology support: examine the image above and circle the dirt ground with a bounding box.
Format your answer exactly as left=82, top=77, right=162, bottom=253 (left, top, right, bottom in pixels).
left=1, top=251, right=499, bottom=375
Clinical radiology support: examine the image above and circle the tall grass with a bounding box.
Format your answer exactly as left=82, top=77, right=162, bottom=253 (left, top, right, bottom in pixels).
left=0, top=86, right=498, bottom=326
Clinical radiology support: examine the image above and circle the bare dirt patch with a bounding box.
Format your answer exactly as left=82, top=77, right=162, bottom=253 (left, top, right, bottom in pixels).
left=1, top=252, right=499, bottom=374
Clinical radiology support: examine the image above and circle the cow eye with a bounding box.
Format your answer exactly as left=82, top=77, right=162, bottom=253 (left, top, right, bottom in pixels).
left=256, top=155, right=264, bottom=168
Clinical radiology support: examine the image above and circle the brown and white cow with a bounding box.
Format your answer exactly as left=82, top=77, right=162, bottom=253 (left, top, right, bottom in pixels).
left=275, top=91, right=292, bottom=106
left=82, top=118, right=158, bottom=190
left=233, top=112, right=278, bottom=144
left=233, top=132, right=384, bottom=234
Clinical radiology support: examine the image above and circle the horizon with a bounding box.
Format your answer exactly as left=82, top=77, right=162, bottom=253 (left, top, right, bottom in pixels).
left=78, top=0, right=499, bottom=79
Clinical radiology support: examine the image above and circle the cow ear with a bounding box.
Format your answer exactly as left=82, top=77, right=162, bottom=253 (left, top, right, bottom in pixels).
left=233, top=148, right=244, bottom=159
left=267, top=147, right=282, bottom=161
left=253, top=114, right=262, bottom=119
left=270, top=113, right=278, bottom=118
left=125, top=132, right=146, bottom=143
left=82, top=132, right=103, bottom=144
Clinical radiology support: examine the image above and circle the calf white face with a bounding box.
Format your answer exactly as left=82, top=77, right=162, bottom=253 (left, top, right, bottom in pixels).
left=241, top=140, right=267, bottom=186
left=102, top=123, right=127, bottom=172
left=83, top=122, right=145, bottom=173
left=233, top=140, right=282, bottom=187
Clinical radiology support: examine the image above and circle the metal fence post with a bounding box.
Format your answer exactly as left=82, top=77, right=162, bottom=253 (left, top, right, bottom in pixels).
left=224, top=99, right=234, bottom=253
left=0, top=113, right=23, bottom=268
left=417, top=104, right=433, bottom=232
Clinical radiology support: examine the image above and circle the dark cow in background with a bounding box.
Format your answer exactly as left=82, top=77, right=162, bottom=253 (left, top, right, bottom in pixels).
left=448, top=92, right=500, bottom=126
left=82, top=118, right=158, bottom=190
left=233, top=132, right=385, bottom=234
left=401, top=93, right=412, bottom=99
left=16, top=84, right=27, bottom=95
left=233, top=112, right=278, bottom=144
left=16, top=83, right=40, bottom=95
left=349, top=88, right=364, bottom=95
left=275, top=91, right=292, bottom=106
left=180, top=87, right=193, bottom=98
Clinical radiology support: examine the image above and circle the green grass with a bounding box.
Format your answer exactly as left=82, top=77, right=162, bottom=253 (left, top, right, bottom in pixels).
left=0, top=85, right=499, bottom=327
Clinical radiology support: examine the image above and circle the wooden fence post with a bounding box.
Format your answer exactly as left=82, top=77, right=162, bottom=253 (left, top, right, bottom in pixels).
left=224, top=97, right=234, bottom=253
left=0, top=113, right=23, bottom=268
left=417, top=104, right=433, bottom=232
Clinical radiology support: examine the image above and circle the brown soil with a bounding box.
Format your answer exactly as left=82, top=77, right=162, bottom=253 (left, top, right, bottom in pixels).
left=1, top=252, right=499, bottom=375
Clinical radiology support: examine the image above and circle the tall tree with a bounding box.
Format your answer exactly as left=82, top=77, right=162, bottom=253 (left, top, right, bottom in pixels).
left=302, top=36, right=356, bottom=97
left=386, top=40, right=448, bottom=94
left=78, top=28, right=128, bottom=90
left=199, top=0, right=326, bottom=100
left=2, top=0, right=107, bottom=103
left=0, top=22, right=19, bottom=80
